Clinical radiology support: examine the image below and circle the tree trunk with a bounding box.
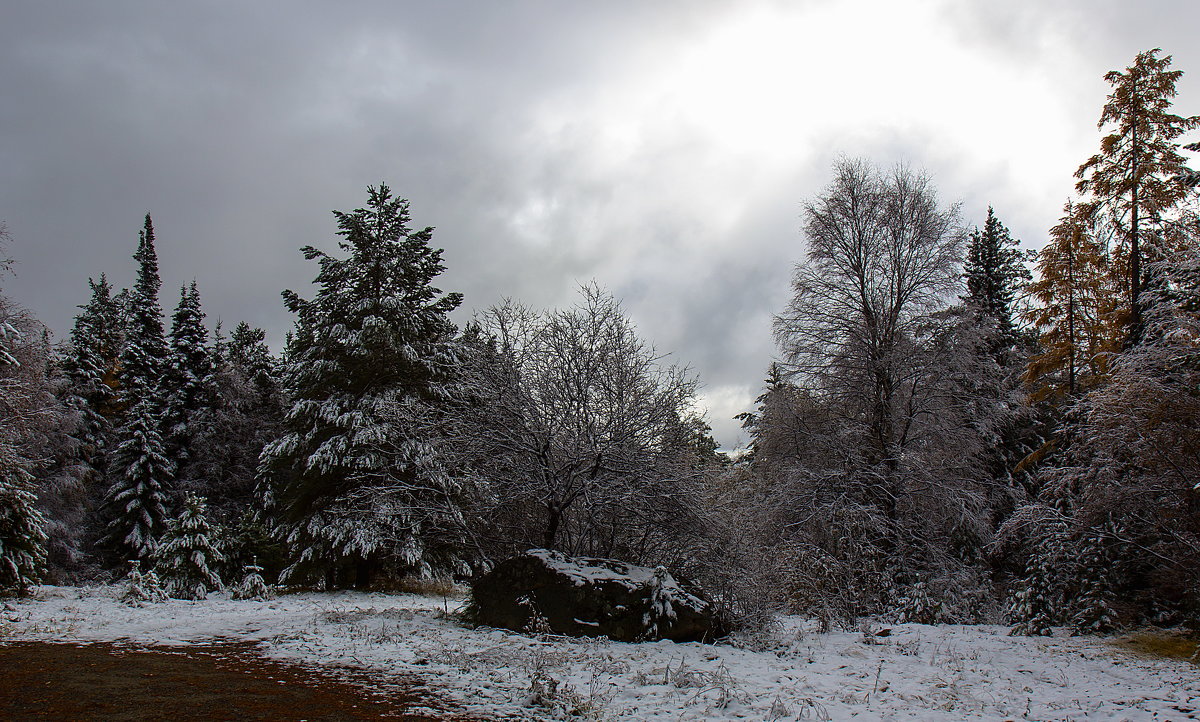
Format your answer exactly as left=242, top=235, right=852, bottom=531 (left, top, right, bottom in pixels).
left=542, top=504, right=561, bottom=550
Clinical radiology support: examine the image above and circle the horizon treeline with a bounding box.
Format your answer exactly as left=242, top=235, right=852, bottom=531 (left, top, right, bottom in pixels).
left=1, top=48, right=1198, bottom=635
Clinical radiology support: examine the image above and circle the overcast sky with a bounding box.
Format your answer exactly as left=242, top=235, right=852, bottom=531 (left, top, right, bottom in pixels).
left=2, top=1, right=1198, bottom=448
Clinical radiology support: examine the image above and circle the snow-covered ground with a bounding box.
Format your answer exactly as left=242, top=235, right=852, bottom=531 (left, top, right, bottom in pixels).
left=2, top=586, right=1197, bottom=721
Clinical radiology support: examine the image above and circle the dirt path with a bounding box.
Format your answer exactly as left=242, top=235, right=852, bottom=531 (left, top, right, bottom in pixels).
left=0, top=641, right=470, bottom=721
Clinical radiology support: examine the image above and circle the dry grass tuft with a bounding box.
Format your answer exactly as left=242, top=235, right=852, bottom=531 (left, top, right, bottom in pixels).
left=372, top=576, right=466, bottom=598
left=1114, top=630, right=1199, bottom=663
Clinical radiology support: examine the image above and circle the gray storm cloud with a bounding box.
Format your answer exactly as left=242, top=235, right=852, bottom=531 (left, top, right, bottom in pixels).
left=2, top=0, right=1199, bottom=448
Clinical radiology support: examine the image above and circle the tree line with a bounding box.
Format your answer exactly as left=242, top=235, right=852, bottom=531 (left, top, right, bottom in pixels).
left=1, top=48, right=1197, bottom=636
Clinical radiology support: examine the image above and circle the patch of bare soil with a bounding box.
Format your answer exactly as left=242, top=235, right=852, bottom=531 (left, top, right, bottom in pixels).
left=0, top=641, right=471, bottom=721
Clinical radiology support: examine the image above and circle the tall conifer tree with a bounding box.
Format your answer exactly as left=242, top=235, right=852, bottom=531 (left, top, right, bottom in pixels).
left=64, top=275, right=125, bottom=422
left=1025, top=201, right=1123, bottom=402
left=1075, top=48, right=1200, bottom=344
left=119, top=214, right=168, bottom=407
left=259, top=184, right=465, bottom=587
left=59, top=274, right=127, bottom=502
left=102, top=397, right=173, bottom=562
left=964, top=207, right=1029, bottom=359
left=103, top=215, right=173, bottom=562
left=162, top=281, right=213, bottom=465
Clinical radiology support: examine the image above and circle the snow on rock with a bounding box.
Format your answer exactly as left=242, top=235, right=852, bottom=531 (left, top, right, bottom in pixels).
left=3, top=585, right=1198, bottom=721
left=467, top=549, right=720, bottom=642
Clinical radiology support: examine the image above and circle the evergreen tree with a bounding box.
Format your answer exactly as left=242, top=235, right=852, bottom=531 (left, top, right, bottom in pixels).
left=120, top=559, right=166, bottom=606
left=231, top=557, right=274, bottom=600
left=227, top=322, right=280, bottom=411
left=1008, top=539, right=1062, bottom=636
left=102, top=398, right=173, bottom=562
left=118, top=214, right=168, bottom=407
left=103, top=215, right=174, bottom=564
left=162, top=282, right=213, bottom=465
left=958, top=207, right=1041, bottom=510
left=63, top=274, right=125, bottom=422
left=964, top=207, right=1030, bottom=359
left=1075, top=48, right=1200, bottom=344
left=733, top=363, right=785, bottom=459
left=0, top=463, right=48, bottom=597
left=259, top=184, right=465, bottom=587
left=155, top=492, right=223, bottom=600
left=48, top=275, right=127, bottom=565
left=188, top=321, right=284, bottom=524
left=1071, top=524, right=1120, bottom=635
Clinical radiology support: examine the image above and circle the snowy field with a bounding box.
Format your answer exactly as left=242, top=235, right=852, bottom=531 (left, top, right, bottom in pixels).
left=2, top=586, right=1197, bottom=721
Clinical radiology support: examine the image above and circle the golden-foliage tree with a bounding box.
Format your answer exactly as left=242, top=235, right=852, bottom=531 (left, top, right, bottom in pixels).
left=1075, top=48, right=1200, bottom=343
left=1025, top=201, right=1124, bottom=402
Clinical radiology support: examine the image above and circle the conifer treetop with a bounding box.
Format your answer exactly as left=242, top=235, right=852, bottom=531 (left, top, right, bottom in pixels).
left=120, top=214, right=168, bottom=403
left=132, top=215, right=162, bottom=306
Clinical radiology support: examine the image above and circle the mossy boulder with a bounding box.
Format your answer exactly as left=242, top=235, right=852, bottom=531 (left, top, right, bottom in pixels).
left=467, top=549, right=721, bottom=642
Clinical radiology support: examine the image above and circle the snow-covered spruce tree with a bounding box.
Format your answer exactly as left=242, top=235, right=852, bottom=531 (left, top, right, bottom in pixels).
left=102, top=215, right=175, bottom=564
left=118, top=215, right=168, bottom=407
left=1071, top=524, right=1120, bottom=635
left=259, top=184, right=465, bottom=588
left=155, top=492, right=222, bottom=600
left=41, top=275, right=127, bottom=576
left=231, top=557, right=274, bottom=600
left=161, top=281, right=214, bottom=468
left=1007, top=532, right=1064, bottom=636
left=102, top=398, right=173, bottom=562
left=964, top=206, right=1031, bottom=360
left=894, top=580, right=941, bottom=625
left=120, top=559, right=166, bottom=606
left=63, top=274, right=125, bottom=424
left=62, top=275, right=126, bottom=467
left=0, top=464, right=48, bottom=597
left=959, top=207, right=1041, bottom=519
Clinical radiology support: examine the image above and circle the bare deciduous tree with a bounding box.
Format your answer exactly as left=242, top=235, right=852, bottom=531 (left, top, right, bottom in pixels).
left=439, top=285, right=707, bottom=565
left=774, top=158, right=966, bottom=521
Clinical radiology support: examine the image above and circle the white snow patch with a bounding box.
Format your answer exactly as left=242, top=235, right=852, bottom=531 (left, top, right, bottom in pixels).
left=2, top=585, right=1197, bottom=721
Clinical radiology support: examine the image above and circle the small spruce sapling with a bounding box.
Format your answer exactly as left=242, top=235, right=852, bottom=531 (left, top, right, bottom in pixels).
left=231, top=558, right=274, bottom=601
left=1071, top=525, right=1121, bottom=635
left=1008, top=544, right=1061, bottom=636
left=895, top=581, right=941, bottom=625
left=155, top=493, right=223, bottom=600
left=642, top=567, right=679, bottom=640
left=120, top=560, right=166, bottom=606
